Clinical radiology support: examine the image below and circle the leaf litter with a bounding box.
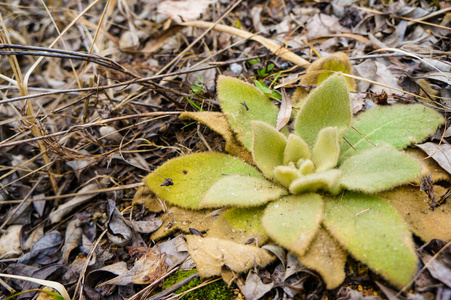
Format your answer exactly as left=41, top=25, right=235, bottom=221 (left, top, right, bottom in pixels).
left=0, top=0, right=451, bottom=299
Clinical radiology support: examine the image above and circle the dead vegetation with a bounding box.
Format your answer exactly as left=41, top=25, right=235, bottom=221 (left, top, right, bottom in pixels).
left=0, top=0, right=450, bottom=299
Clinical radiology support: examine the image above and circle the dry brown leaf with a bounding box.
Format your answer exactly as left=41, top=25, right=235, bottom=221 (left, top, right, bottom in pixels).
left=275, top=89, right=292, bottom=131
left=97, top=248, right=167, bottom=286
left=0, top=225, right=22, bottom=258
left=158, top=0, right=218, bottom=23
left=417, top=142, right=451, bottom=176
left=62, top=219, right=83, bottom=263
left=142, top=25, right=183, bottom=55
left=298, top=228, right=347, bottom=289
left=380, top=186, right=451, bottom=242
left=185, top=235, right=275, bottom=278
left=49, top=178, right=109, bottom=224
left=150, top=206, right=216, bottom=241
left=406, top=148, right=451, bottom=183
left=180, top=111, right=253, bottom=163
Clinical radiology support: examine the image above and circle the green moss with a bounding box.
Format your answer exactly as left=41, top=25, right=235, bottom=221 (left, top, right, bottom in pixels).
left=162, top=269, right=235, bottom=300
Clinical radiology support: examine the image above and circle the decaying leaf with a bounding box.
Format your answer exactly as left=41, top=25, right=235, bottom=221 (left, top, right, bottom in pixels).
left=299, top=228, right=347, bottom=289
left=179, top=112, right=253, bottom=163
left=0, top=225, right=22, bottom=258
left=275, top=89, right=292, bottom=131
left=185, top=236, right=275, bottom=278
left=417, top=142, right=451, bottom=176
left=49, top=179, right=109, bottom=224
left=61, top=219, right=83, bottom=263
left=405, top=148, right=451, bottom=183
left=380, top=186, right=451, bottom=242
left=98, top=248, right=168, bottom=286
left=158, top=0, right=218, bottom=23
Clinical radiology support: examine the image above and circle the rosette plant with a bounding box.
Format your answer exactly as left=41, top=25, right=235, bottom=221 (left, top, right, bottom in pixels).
left=145, top=71, right=444, bottom=289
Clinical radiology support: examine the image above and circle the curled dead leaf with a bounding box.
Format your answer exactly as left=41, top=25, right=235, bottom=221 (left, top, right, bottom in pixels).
left=185, top=236, right=275, bottom=278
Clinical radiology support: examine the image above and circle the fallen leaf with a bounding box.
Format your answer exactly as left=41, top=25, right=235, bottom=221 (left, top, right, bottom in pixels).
left=152, top=235, right=191, bottom=269
left=185, top=236, right=275, bottom=278
left=158, top=0, right=218, bottom=23
left=420, top=252, right=451, bottom=288
left=0, top=225, right=22, bottom=258
left=275, top=89, right=292, bottom=131
left=107, top=200, right=133, bottom=246
left=18, top=231, right=63, bottom=265
left=49, top=178, right=109, bottom=224
left=98, top=248, right=167, bottom=286
left=298, top=228, right=347, bottom=289
left=417, top=142, right=451, bottom=176
left=61, top=219, right=83, bottom=263
left=244, top=269, right=274, bottom=300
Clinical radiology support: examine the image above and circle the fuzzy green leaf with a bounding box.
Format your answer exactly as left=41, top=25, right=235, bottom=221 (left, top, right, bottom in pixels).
left=289, top=169, right=342, bottom=194
left=297, top=159, right=316, bottom=175
left=224, top=206, right=267, bottom=237
left=294, top=74, right=351, bottom=147
left=273, top=165, right=301, bottom=188
left=283, top=134, right=311, bottom=165
left=252, top=121, right=287, bottom=179
left=340, top=104, right=445, bottom=163
left=144, top=153, right=262, bottom=209
left=311, top=127, right=340, bottom=172
left=262, top=194, right=323, bottom=256
left=338, top=147, right=422, bottom=193
left=323, top=192, right=418, bottom=288
left=218, top=76, right=279, bottom=150
left=200, top=175, right=288, bottom=208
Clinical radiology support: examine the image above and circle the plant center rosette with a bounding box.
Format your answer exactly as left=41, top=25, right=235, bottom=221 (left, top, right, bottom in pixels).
left=144, top=68, right=444, bottom=289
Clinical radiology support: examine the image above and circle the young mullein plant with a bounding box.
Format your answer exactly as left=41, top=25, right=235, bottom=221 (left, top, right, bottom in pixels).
left=145, top=73, right=444, bottom=289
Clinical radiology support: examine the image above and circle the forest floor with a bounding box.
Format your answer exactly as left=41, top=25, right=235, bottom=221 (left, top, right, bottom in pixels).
left=0, top=0, right=450, bottom=299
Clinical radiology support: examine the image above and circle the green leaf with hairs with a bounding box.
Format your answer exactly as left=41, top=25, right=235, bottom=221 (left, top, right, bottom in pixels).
left=218, top=76, right=279, bottom=150
left=338, top=147, right=422, bottom=193
left=252, top=121, right=287, bottom=179
left=224, top=206, right=267, bottom=236
left=311, top=127, right=340, bottom=172
left=283, top=134, right=311, bottom=165
left=340, top=104, right=445, bottom=163
left=274, top=164, right=301, bottom=187
left=262, top=194, right=323, bottom=256
left=289, top=169, right=342, bottom=194
left=200, top=175, right=288, bottom=208
left=323, top=192, right=418, bottom=288
left=144, top=153, right=262, bottom=209
left=294, top=74, right=351, bottom=147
